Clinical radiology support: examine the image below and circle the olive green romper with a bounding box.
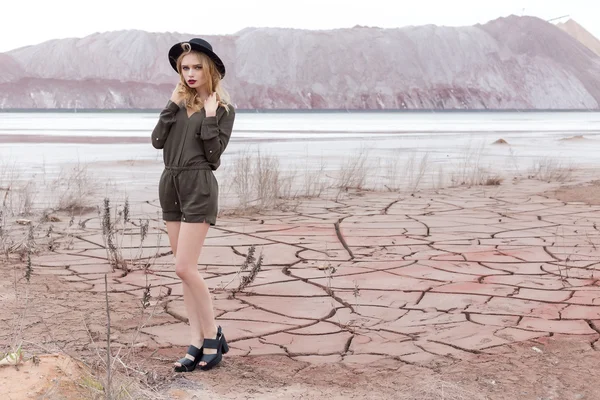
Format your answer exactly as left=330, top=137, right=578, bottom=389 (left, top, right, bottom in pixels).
left=151, top=100, right=235, bottom=225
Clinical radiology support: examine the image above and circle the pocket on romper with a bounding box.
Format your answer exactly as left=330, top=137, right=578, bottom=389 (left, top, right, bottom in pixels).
left=200, top=171, right=213, bottom=196
left=159, top=171, right=179, bottom=211
left=178, top=170, right=210, bottom=198
left=210, top=171, right=219, bottom=195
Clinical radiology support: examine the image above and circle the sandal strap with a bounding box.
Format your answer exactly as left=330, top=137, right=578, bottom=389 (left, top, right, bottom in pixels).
left=177, top=356, right=194, bottom=365
left=203, top=338, right=220, bottom=349
left=186, top=344, right=203, bottom=359
left=200, top=352, right=217, bottom=362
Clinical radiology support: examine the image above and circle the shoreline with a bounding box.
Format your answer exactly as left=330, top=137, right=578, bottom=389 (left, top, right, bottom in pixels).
left=0, top=134, right=151, bottom=144
left=1, top=130, right=600, bottom=145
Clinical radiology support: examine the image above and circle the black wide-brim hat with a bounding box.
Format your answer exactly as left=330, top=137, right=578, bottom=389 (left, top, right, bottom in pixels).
left=168, top=38, right=226, bottom=78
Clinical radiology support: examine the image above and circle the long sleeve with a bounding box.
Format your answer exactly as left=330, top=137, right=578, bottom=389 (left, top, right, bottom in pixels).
left=198, top=105, right=235, bottom=163
left=151, top=100, right=180, bottom=149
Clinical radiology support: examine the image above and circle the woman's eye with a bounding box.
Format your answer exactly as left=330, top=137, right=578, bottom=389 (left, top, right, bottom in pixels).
left=195, top=66, right=202, bottom=70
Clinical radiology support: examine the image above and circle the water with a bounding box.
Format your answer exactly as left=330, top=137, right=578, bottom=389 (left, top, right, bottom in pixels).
left=2, top=111, right=600, bottom=165
left=1, top=111, right=600, bottom=209
left=2, top=111, right=600, bottom=136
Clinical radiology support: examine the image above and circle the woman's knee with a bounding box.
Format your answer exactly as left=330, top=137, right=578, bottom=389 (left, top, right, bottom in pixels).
left=175, top=261, right=195, bottom=280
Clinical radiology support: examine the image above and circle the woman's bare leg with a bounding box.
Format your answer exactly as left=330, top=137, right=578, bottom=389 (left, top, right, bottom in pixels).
left=166, top=221, right=205, bottom=368
left=174, top=222, right=218, bottom=367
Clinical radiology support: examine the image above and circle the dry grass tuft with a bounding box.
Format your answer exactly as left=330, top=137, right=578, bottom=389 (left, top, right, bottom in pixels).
left=229, top=149, right=289, bottom=212
left=528, top=157, right=574, bottom=183
left=336, top=146, right=371, bottom=191
left=484, top=176, right=503, bottom=186
left=53, top=162, right=97, bottom=213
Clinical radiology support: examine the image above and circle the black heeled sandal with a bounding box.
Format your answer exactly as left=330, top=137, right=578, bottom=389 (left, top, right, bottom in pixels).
left=174, top=344, right=203, bottom=372
left=199, top=326, right=229, bottom=371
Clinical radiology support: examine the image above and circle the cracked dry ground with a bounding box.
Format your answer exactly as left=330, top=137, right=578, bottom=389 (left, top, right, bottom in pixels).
left=3, top=179, right=600, bottom=399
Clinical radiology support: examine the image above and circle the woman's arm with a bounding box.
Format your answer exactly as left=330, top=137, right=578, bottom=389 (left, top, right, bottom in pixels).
left=151, top=101, right=180, bottom=149
left=198, top=105, right=236, bottom=162
left=152, top=84, right=185, bottom=149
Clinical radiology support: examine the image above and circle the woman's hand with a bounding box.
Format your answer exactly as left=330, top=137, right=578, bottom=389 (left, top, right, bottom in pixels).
left=170, top=83, right=185, bottom=105
left=204, top=92, right=219, bottom=117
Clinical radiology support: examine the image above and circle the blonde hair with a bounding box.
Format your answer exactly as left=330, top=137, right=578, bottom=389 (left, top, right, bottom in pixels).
left=176, top=44, right=231, bottom=113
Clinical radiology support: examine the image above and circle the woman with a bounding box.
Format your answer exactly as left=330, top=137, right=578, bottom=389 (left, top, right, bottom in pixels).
left=151, top=38, right=235, bottom=372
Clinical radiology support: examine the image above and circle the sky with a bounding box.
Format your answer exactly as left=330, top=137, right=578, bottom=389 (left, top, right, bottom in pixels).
left=0, top=0, right=597, bottom=52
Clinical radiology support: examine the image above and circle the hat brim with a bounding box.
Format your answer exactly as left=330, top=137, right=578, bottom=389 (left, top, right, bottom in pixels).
left=168, top=42, right=226, bottom=78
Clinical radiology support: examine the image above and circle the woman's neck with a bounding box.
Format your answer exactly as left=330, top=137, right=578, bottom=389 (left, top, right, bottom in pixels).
left=196, top=87, right=209, bottom=101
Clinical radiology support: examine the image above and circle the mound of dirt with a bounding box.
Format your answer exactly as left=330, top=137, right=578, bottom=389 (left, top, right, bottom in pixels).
left=559, top=135, right=590, bottom=141
left=548, top=180, right=600, bottom=205
left=492, top=138, right=509, bottom=145
left=0, top=354, right=86, bottom=399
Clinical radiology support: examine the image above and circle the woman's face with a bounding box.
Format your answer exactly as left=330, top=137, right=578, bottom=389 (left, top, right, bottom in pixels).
left=181, top=53, right=206, bottom=90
